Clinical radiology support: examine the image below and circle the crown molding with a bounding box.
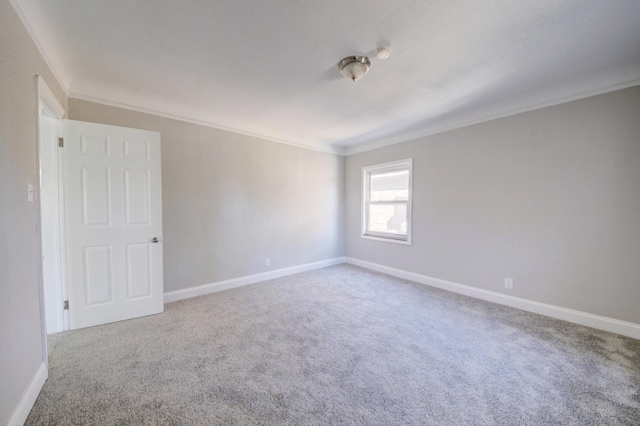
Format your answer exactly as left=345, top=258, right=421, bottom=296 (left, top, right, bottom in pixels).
left=11, top=0, right=639, bottom=158
left=342, top=79, right=640, bottom=156
left=10, top=0, right=69, bottom=96
left=70, top=93, right=346, bottom=156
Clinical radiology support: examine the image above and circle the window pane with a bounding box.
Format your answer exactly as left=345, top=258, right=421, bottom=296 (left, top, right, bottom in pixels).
left=367, top=203, right=407, bottom=235
left=370, top=170, right=409, bottom=201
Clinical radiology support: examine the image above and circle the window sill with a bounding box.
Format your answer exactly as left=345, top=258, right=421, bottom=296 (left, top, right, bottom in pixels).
left=361, top=234, right=411, bottom=245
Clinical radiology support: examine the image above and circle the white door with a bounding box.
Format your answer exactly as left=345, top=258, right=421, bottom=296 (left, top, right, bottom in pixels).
left=63, top=119, right=163, bottom=330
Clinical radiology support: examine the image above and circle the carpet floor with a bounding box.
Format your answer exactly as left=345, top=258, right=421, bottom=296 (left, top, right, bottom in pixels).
left=27, top=264, right=640, bottom=425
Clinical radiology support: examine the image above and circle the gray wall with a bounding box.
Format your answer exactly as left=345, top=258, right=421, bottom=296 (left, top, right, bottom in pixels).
left=69, top=99, right=346, bottom=292
left=346, top=86, right=640, bottom=325
left=0, top=0, right=67, bottom=423
left=3, top=0, right=639, bottom=420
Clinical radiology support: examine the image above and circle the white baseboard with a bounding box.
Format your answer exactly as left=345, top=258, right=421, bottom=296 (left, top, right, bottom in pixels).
left=164, top=257, right=347, bottom=303
left=7, top=362, right=47, bottom=426
left=346, top=257, right=640, bottom=340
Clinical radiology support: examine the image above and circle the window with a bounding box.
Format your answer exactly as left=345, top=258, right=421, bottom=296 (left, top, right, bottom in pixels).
left=362, top=159, right=412, bottom=244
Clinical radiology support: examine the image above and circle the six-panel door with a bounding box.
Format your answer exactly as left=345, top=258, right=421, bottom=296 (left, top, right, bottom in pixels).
left=63, top=119, right=163, bottom=329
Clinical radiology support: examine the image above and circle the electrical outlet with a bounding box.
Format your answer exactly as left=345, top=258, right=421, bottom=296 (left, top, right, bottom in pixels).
left=265, top=258, right=271, bottom=267
left=504, top=277, right=514, bottom=290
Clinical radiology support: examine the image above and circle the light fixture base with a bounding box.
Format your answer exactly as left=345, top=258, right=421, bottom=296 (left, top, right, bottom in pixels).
left=338, top=56, right=371, bottom=82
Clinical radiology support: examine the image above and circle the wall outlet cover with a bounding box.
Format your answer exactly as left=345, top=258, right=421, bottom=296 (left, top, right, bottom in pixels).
left=504, top=277, right=514, bottom=289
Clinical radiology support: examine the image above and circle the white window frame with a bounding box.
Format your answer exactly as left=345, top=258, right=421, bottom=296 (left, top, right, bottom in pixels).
left=361, top=158, right=412, bottom=245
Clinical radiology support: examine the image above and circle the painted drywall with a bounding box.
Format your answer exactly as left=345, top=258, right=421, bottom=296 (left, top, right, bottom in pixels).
left=68, top=99, right=346, bottom=293
left=346, top=86, right=640, bottom=325
left=0, top=0, right=67, bottom=423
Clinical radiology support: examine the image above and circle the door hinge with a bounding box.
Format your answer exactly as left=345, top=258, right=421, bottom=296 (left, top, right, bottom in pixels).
left=58, top=137, right=64, bottom=148
left=63, top=300, right=69, bottom=310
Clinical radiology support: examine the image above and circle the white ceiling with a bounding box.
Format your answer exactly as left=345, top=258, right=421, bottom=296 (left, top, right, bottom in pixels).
left=13, top=0, right=640, bottom=155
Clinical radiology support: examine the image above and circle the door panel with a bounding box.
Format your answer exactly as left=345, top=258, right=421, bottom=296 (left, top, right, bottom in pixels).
left=83, top=245, right=112, bottom=305
left=126, top=243, right=151, bottom=298
left=124, top=169, right=150, bottom=225
left=63, top=119, right=163, bottom=329
left=81, top=166, right=110, bottom=225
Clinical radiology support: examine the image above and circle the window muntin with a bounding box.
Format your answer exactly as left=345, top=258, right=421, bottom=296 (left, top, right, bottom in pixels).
left=362, top=159, right=412, bottom=244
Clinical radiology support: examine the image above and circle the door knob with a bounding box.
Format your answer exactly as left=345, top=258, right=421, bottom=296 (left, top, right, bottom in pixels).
left=151, top=237, right=163, bottom=243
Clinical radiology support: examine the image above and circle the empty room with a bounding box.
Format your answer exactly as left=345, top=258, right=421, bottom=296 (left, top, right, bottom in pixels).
left=2, top=0, right=640, bottom=424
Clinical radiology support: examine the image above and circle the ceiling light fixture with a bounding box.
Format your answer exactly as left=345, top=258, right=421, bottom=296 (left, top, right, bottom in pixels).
left=338, top=55, right=371, bottom=82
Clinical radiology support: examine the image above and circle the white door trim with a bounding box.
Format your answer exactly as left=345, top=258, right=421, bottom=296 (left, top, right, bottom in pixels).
left=37, top=75, right=65, bottom=118
left=36, top=75, right=67, bottom=340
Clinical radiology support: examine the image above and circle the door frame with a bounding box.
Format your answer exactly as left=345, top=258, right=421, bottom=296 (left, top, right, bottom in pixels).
left=35, top=75, right=67, bottom=342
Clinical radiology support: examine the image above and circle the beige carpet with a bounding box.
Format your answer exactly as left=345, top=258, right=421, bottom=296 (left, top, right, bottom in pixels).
left=27, top=264, right=640, bottom=425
